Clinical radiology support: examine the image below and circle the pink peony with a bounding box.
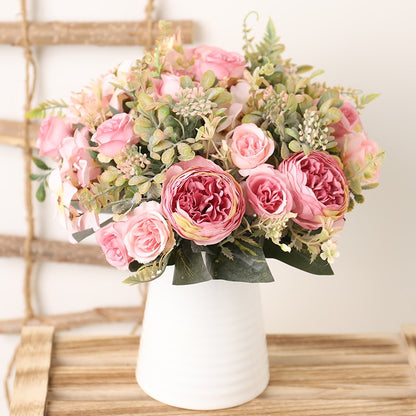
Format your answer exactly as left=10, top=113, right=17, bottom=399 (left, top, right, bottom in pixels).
left=92, top=113, right=139, bottom=158
left=37, top=116, right=73, bottom=159
left=342, top=131, right=381, bottom=184
left=161, top=156, right=245, bottom=245
left=230, top=123, right=275, bottom=169
left=124, top=201, right=175, bottom=264
left=241, top=164, right=293, bottom=218
left=153, top=73, right=182, bottom=101
left=192, top=45, right=246, bottom=81
left=332, top=98, right=362, bottom=139
left=278, top=151, right=349, bottom=230
left=59, top=127, right=101, bottom=187
left=96, top=221, right=132, bottom=270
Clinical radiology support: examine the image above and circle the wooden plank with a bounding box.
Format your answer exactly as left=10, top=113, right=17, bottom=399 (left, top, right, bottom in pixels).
left=402, top=325, right=416, bottom=376
left=10, top=329, right=416, bottom=415
left=45, top=398, right=416, bottom=416
left=0, top=234, right=108, bottom=266
left=0, top=119, right=38, bottom=148
left=0, top=306, right=143, bottom=334
left=0, top=20, right=194, bottom=46
left=10, top=326, right=55, bottom=416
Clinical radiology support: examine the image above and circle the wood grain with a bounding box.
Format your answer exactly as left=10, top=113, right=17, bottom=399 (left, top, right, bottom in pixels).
left=402, top=324, right=416, bottom=375
left=0, top=234, right=108, bottom=266
left=9, top=326, right=55, bottom=416
left=0, top=119, right=38, bottom=148
left=11, top=327, right=416, bottom=416
left=0, top=20, right=194, bottom=46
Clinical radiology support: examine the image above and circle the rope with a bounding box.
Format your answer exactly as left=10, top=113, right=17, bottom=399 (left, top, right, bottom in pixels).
left=5, top=0, right=38, bottom=407
left=20, top=0, right=37, bottom=320
left=144, top=0, right=155, bottom=49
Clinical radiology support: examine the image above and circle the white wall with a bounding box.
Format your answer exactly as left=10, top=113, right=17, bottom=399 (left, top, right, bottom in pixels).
left=1, top=0, right=415, bottom=412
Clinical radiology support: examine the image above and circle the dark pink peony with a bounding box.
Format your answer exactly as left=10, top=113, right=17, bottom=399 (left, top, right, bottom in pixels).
left=161, top=156, right=245, bottom=245
left=278, top=152, right=349, bottom=230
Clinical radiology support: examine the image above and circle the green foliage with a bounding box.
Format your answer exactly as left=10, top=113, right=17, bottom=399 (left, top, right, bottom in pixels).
left=32, top=156, right=51, bottom=171
left=26, top=99, right=68, bottom=119
left=123, top=253, right=171, bottom=284
left=35, top=182, right=46, bottom=202
left=262, top=238, right=334, bottom=275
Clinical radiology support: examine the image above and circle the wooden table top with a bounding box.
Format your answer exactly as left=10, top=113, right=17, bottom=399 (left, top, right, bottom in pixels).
left=9, top=325, right=416, bottom=415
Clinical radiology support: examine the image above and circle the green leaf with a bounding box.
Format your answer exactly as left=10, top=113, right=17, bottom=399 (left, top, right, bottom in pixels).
left=173, top=240, right=212, bottom=285
left=32, top=156, right=51, bottom=171
left=360, top=93, right=380, bottom=106
left=36, top=182, right=46, bottom=202
left=72, top=217, right=113, bottom=243
left=207, top=239, right=274, bottom=283
left=200, top=70, right=217, bottom=90
left=29, top=173, right=45, bottom=181
left=123, top=256, right=168, bottom=284
left=361, top=182, right=379, bottom=190
left=26, top=98, right=68, bottom=119
left=296, top=65, right=313, bottom=74
left=262, top=239, right=333, bottom=275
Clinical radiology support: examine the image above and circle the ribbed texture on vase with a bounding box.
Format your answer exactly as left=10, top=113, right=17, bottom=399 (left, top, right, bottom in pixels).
left=136, top=267, right=270, bottom=410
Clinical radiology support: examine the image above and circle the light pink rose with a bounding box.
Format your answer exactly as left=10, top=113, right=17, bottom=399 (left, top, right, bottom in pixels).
left=241, top=164, right=293, bottom=217
left=124, top=201, right=175, bottom=264
left=161, top=156, right=245, bottom=245
left=92, top=113, right=139, bottom=158
left=153, top=73, right=182, bottom=101
left=37, top=116, right=73, bottom=159
left=59, top=127, right=101, bottom=187
left=192, top=45, right=246, bottom=81
left=342, top=131, right=381, bottom=184
left=278, top=151, right=349, bottom=230
left=332, top=98, right=362, bottom=139
left=96, top=221, right=133, bottom=270
left=230, top=123, right=275, bottom=169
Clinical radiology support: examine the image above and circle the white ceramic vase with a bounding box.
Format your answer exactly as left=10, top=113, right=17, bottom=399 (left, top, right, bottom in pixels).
left=136, top=266, right=270, bottom=410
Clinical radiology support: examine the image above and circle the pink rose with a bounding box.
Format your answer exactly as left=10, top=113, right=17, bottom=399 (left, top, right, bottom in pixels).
left=241, top=164, right=293, bottom=217
left=59, top=127, right=101, bottom=187
left=124, top=201, right=175, bottom=264
left=37, top=116, right=73, bottom=159
left=92, top=113, right=139, bottom=158
left=278, top=151, right=349, bottom=230
left=192, top=45, right=246, bottom=81
left=332, top=99, right=362, bottom=139
left=342, top=131, right=381, bottom=184
left=230, top=123, right=275, bottom=169
left=96, top=221, right=133, bottom=270
left=161, top=156, right=245, bottom=245
left=153, top=73, right=182, bottom=101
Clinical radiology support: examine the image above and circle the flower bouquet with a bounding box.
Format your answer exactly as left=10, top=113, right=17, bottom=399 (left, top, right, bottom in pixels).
left=30, top=18, right=383, bottom=285
left=29, top=16, right=384, bottom=409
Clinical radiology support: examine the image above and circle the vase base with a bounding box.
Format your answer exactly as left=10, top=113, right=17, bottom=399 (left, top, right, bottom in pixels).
left=136, top=366, right=270, bottom=410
